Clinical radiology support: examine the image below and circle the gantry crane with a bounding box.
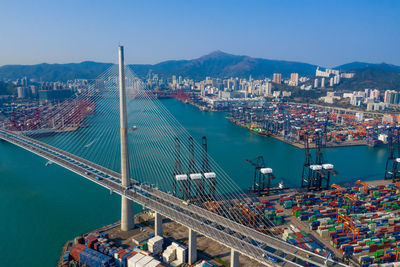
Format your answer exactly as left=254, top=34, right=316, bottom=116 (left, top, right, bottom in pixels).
left=385, top=127, right=400, bottom=182
left=202, top=136, right=217, bottom=199
left=301, top=133, right=313, bottom=190
left=173, top=137, right=183, bottom=197
left=237, top=203, right=256, bottom=228
left=246, top=156, right=275, bottom=195
left=355, top=180, right=369, bottom=194
left=343, top=194, right=358, bottom=214
left=337, top=214, right=359, bottom=240
left=331, top=184, right=344, bottom=196
left=302, top=131, right=337, bottom=191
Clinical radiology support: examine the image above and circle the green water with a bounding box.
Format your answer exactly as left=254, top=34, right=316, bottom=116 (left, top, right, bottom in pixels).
left=0, top=99, right=388, bottom=266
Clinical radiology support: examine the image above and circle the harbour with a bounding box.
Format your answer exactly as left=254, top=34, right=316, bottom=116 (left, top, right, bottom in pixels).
left=0, top=98, right=392, bottom=266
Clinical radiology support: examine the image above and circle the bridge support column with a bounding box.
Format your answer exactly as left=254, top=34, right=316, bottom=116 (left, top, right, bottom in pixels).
left=119, top=45, right=134, bottom=231
left=121, top=198, right=134, bottom=231
left=188, top=228, right=197, bottom=264
left=230, top=248, right=239, bottom=267
left=154, top=212, right=162, bottom=236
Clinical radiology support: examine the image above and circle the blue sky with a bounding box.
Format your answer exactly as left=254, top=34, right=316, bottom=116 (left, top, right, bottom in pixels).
left=0, top=0, right=399, bottom=67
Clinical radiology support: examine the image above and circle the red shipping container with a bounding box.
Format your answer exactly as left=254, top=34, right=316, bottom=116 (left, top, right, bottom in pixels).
left=70, top=244, right=86, bottom=261
left=369, top=244, right=377, bottom=253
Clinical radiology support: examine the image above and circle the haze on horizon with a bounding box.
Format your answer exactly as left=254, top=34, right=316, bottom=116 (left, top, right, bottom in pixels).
left=0, top=0, right=399, bottom=68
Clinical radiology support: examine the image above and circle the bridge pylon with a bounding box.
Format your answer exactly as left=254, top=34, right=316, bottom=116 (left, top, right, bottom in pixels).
left=119, top=45, right=134, bottom=231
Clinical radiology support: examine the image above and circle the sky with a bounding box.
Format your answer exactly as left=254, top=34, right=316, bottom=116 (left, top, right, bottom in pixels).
left=0, top=0, right=399, bottom=67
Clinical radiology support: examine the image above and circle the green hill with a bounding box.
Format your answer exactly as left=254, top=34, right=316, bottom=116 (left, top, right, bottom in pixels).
left=335, top=62, right=400, bottom=73
left=0, top=61, right=113, bottom=82
left=130, top=51, right=318, bottom=80
left=0, top=81, right=16, bottom=95
left=0, top=51, right=317, bottom=81
left=334, top=67, right=400, bottom=91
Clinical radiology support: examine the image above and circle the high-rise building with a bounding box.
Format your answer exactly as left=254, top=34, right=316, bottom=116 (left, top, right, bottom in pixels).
left=316, top=67, right=339, bottom=77
left=384, top=90, right=400, bottom=105
left=314, top=78, right=318, bottom=88
left=272, top=73, right=282, bottom=84
left=17, top=87, right=29, bottom=98
left=333, top=75, right=340, bottom=85
left=233, top=78, right=239, bottom=90
left=265, top=82, right=272, bottom=96
left=290, top=73, right=299, bottom=86
left=329, top=78, right=334, bottom=87
left=321, top=77, right=325, bottom=88
left=30, top=85, right=38, bottom=97
left=371, top=89, right=380, bottom=100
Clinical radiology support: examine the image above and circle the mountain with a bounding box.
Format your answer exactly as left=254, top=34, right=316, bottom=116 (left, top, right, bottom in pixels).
left=0, top=51, right=317, bottom=81
left=130, top=51, right=318, bottom=80
left=334, top=67, right=400, bottom=91
left=335, top=62, right=400, bottom=73
left=0, top=81, right=16, bottom=95
left=0, top=61, right=113, bottom=82
left=1, top=52, right=400, bottom=87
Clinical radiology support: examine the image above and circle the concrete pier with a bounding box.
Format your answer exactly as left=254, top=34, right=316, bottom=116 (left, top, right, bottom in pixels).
left=119, top=45, right=134, bottom=231
left=154, top=212, right=162, bottom=236
left=188, top=228, right=197, bottom=264
left=230, top=248, right=239, bottom=267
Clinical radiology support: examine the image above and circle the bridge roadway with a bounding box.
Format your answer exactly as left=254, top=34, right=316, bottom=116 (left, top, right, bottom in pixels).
left=0, top=129, right=347, bottom=267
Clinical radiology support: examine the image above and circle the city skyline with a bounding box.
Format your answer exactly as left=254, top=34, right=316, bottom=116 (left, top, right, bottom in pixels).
left=0, top=0, right=399, bottom=67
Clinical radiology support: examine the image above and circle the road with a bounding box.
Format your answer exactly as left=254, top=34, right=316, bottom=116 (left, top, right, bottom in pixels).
left=0, top=129, right=348, bottom=267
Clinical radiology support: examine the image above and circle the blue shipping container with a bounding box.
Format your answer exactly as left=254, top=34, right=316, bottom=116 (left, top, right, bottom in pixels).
left=80, top=248, right=115, bottom=267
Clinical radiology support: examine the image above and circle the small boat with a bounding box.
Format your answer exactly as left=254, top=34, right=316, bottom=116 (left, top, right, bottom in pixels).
left=278, top=181, right=284, bottom=189
left=45, top=160, right=54, bottom=166
left=129, top=126, right=137, bottom=132
left=84, top=139, right=96, bottom=148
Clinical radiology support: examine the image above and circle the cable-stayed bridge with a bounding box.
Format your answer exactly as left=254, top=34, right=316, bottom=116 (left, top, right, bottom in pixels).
left=0, top=47, right=346, bottom=267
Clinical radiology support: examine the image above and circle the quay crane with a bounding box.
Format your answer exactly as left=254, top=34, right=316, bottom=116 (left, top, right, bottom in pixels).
left=301, top=130, right=338, bottom=191
left=245, top=156, right=275, bottom=195
left=384, top=127, right=400, bottom=182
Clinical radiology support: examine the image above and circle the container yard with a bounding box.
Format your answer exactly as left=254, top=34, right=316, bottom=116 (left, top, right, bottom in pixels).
left=182, top=178, right=400, bottom=267
left=225, top=102, right=398, bottom=149
left=58, top=212, right=264, bottom=267
left=273, top=179, right=400, bottom=266
left=0, top=97, right=95, bottom=137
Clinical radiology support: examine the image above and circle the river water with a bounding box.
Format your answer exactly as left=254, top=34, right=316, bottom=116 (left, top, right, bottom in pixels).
left=0, top=99, right=388, bottom=266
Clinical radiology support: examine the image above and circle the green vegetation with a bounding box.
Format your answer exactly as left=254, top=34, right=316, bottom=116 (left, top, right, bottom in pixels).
left=132, top=51, right=317, bottom=80
left=334, top=67, right=400, bottom=91
left=289, top=88, right=324, bottom=100
left=0, top=61, right=113, bottom=82
left=0, top=52, right=317, bottom=81
left=0, top=81, right=16, bottom=95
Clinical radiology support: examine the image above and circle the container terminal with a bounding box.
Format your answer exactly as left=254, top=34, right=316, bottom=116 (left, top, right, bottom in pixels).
left=56, top=121, right=400, bottom=267
left=0, top=97, right=95, bottom=137
left=56, top=131, right=400, bottom=266
left=225, top=102, right=398, bottom=149
left=58, top=179, right=400, bottom=267
left=126, top=89, right=398, bottom=149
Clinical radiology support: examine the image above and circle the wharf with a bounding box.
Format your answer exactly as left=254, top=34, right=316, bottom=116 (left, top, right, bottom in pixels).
left=226, top=116, right=369, bottom=149
left=58, top=212, right=264, bottom=267
left=271, top=135, right=367, bottom=149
